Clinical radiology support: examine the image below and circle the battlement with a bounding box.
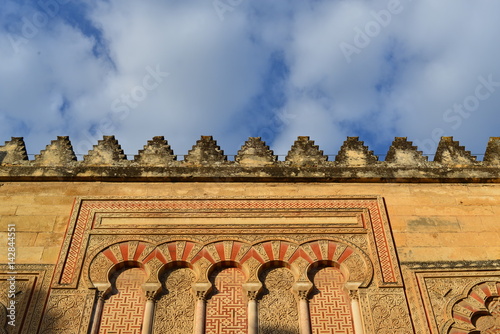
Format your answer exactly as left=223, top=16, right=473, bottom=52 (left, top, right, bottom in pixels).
left=1, top=135, right=500, bottom=182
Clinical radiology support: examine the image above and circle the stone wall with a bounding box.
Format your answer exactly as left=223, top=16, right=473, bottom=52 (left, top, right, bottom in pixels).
left=1, top=181, right=499, bottom=265
left=1, top=135, right=500, bottom=333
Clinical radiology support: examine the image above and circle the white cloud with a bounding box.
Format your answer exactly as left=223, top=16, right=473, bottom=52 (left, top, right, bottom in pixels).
left=1, top=0, right=499, bottom=159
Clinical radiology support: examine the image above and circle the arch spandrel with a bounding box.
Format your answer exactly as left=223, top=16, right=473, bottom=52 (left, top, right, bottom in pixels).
left=87, top=240, right=157, bottom=290
left=298, top=240, right=373, bottom=288
left=445, top=281, right=500, bottom=333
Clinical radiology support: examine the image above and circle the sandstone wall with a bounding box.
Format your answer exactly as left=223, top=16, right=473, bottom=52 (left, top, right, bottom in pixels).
left=1, top=181, right=498, bottom=265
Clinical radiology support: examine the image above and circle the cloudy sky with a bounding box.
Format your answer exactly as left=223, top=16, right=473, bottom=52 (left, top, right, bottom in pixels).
left=1, top=0, right=499, bottom=160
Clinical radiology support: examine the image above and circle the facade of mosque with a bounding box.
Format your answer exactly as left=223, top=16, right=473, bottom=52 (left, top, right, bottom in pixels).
left=1, top=135, right=500, bottom=334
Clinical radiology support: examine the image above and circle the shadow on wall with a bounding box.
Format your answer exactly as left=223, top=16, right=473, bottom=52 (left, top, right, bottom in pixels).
left=259, top=327, right=299, bottom=334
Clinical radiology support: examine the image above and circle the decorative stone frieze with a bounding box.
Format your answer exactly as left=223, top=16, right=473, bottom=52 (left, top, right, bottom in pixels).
left=2, top=135, right=500, bottom=181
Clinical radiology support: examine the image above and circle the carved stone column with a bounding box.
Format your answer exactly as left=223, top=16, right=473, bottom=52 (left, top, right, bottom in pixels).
left=140, top=283, right=160, bottom=334
left=247, top=291, right=258, bottom=334
left=297, top=291, right=312, bottom=334
left=347, top=288, right=364, bottom=334
left=243, top=282, right=261, bottom=334
left=192, top=282, right=211, bottom=334
left=141, top=291, right=156, bottom=334
left=90, top=290, right=106, bottom=334
left=90, top=283, right=110, bottom=334
left=293, top=282, right=313, bottom=334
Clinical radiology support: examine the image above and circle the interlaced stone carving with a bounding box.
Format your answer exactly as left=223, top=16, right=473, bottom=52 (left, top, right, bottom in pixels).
left=259, top=267, right=300, bottom=334
left=154, top=268, right=196, bottom=334
left=369, top=292, right=413, bottom=334
left=39, top=293, right=86, bottom=334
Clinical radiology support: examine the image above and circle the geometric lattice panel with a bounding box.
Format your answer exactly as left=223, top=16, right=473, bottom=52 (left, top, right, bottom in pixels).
left=206, top=267, right=247, bottom=334
left=309, top=266, right=354, bottom=334
left=99, top=268, right=146, bottom=334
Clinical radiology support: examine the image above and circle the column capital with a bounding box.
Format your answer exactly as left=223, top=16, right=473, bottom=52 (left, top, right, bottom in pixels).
left=145, top=290, right=157, bottom=301
left=141, top=282, right=161, bottom=301
left=192, top=282, right=211, bottom=301
left=94, top=283, right=111, bottom=300
left=348, top=289, right=359, bottom=300
left=243, top=282, right=262, bottom=301
left=247, top=290, right=258, bottom=301
left=293, top=281, right=313, bottom=300
left=297, top=290, right=309, bottom=300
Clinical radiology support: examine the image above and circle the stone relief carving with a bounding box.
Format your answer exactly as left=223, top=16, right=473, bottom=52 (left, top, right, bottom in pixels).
left=447, top=281, right=500, bottom=333
left=39, top=293, right=85, bottom=334
left=369, top=293, right=413, bottom=334
left=258, top=267, right=300, bottom=334
left=0, top=303, right=6, bottom=334
left=425, top=277, right=471, bottom=330
left=154, top=268, right=196, bottom=334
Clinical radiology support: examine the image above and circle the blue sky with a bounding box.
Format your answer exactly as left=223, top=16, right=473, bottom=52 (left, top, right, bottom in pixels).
left=1, top=0, right=500, bottom=160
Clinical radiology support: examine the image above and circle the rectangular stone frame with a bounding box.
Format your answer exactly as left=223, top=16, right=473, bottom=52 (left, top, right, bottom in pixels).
left=43, top=195, right=415, bottom=333
left=53, top=196, right=402, bottom=288
left=0, top=264, right=53, bottom=334
left=402, top=262, right=500, bottom=334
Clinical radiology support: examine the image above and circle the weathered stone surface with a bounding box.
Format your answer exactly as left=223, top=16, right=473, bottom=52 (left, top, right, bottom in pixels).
left=434, top=137, right=476, bottom=165
left=134, top=136, right=176, bottom=166
left=286, top=136, right=327, bottom=166
left=385, top=137, right=428, bottom=166
left=335, top=137, right=378, bottom=166
left=483, top=137, right=500, bottom=165
left=235, top=137, right=276, bottom=166
left=0, top=136, right=499, bottom=181
left=0, top=137, right=28, bottom=164
left=83, top=136, right=128, bottom=166
left=34, top=136, right=77, bottom=166
left=184, top=136, right=227, bottom=164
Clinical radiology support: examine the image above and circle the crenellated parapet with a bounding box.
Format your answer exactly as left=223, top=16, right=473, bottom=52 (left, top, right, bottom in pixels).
left=1, top=135, right=500, bottom=182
